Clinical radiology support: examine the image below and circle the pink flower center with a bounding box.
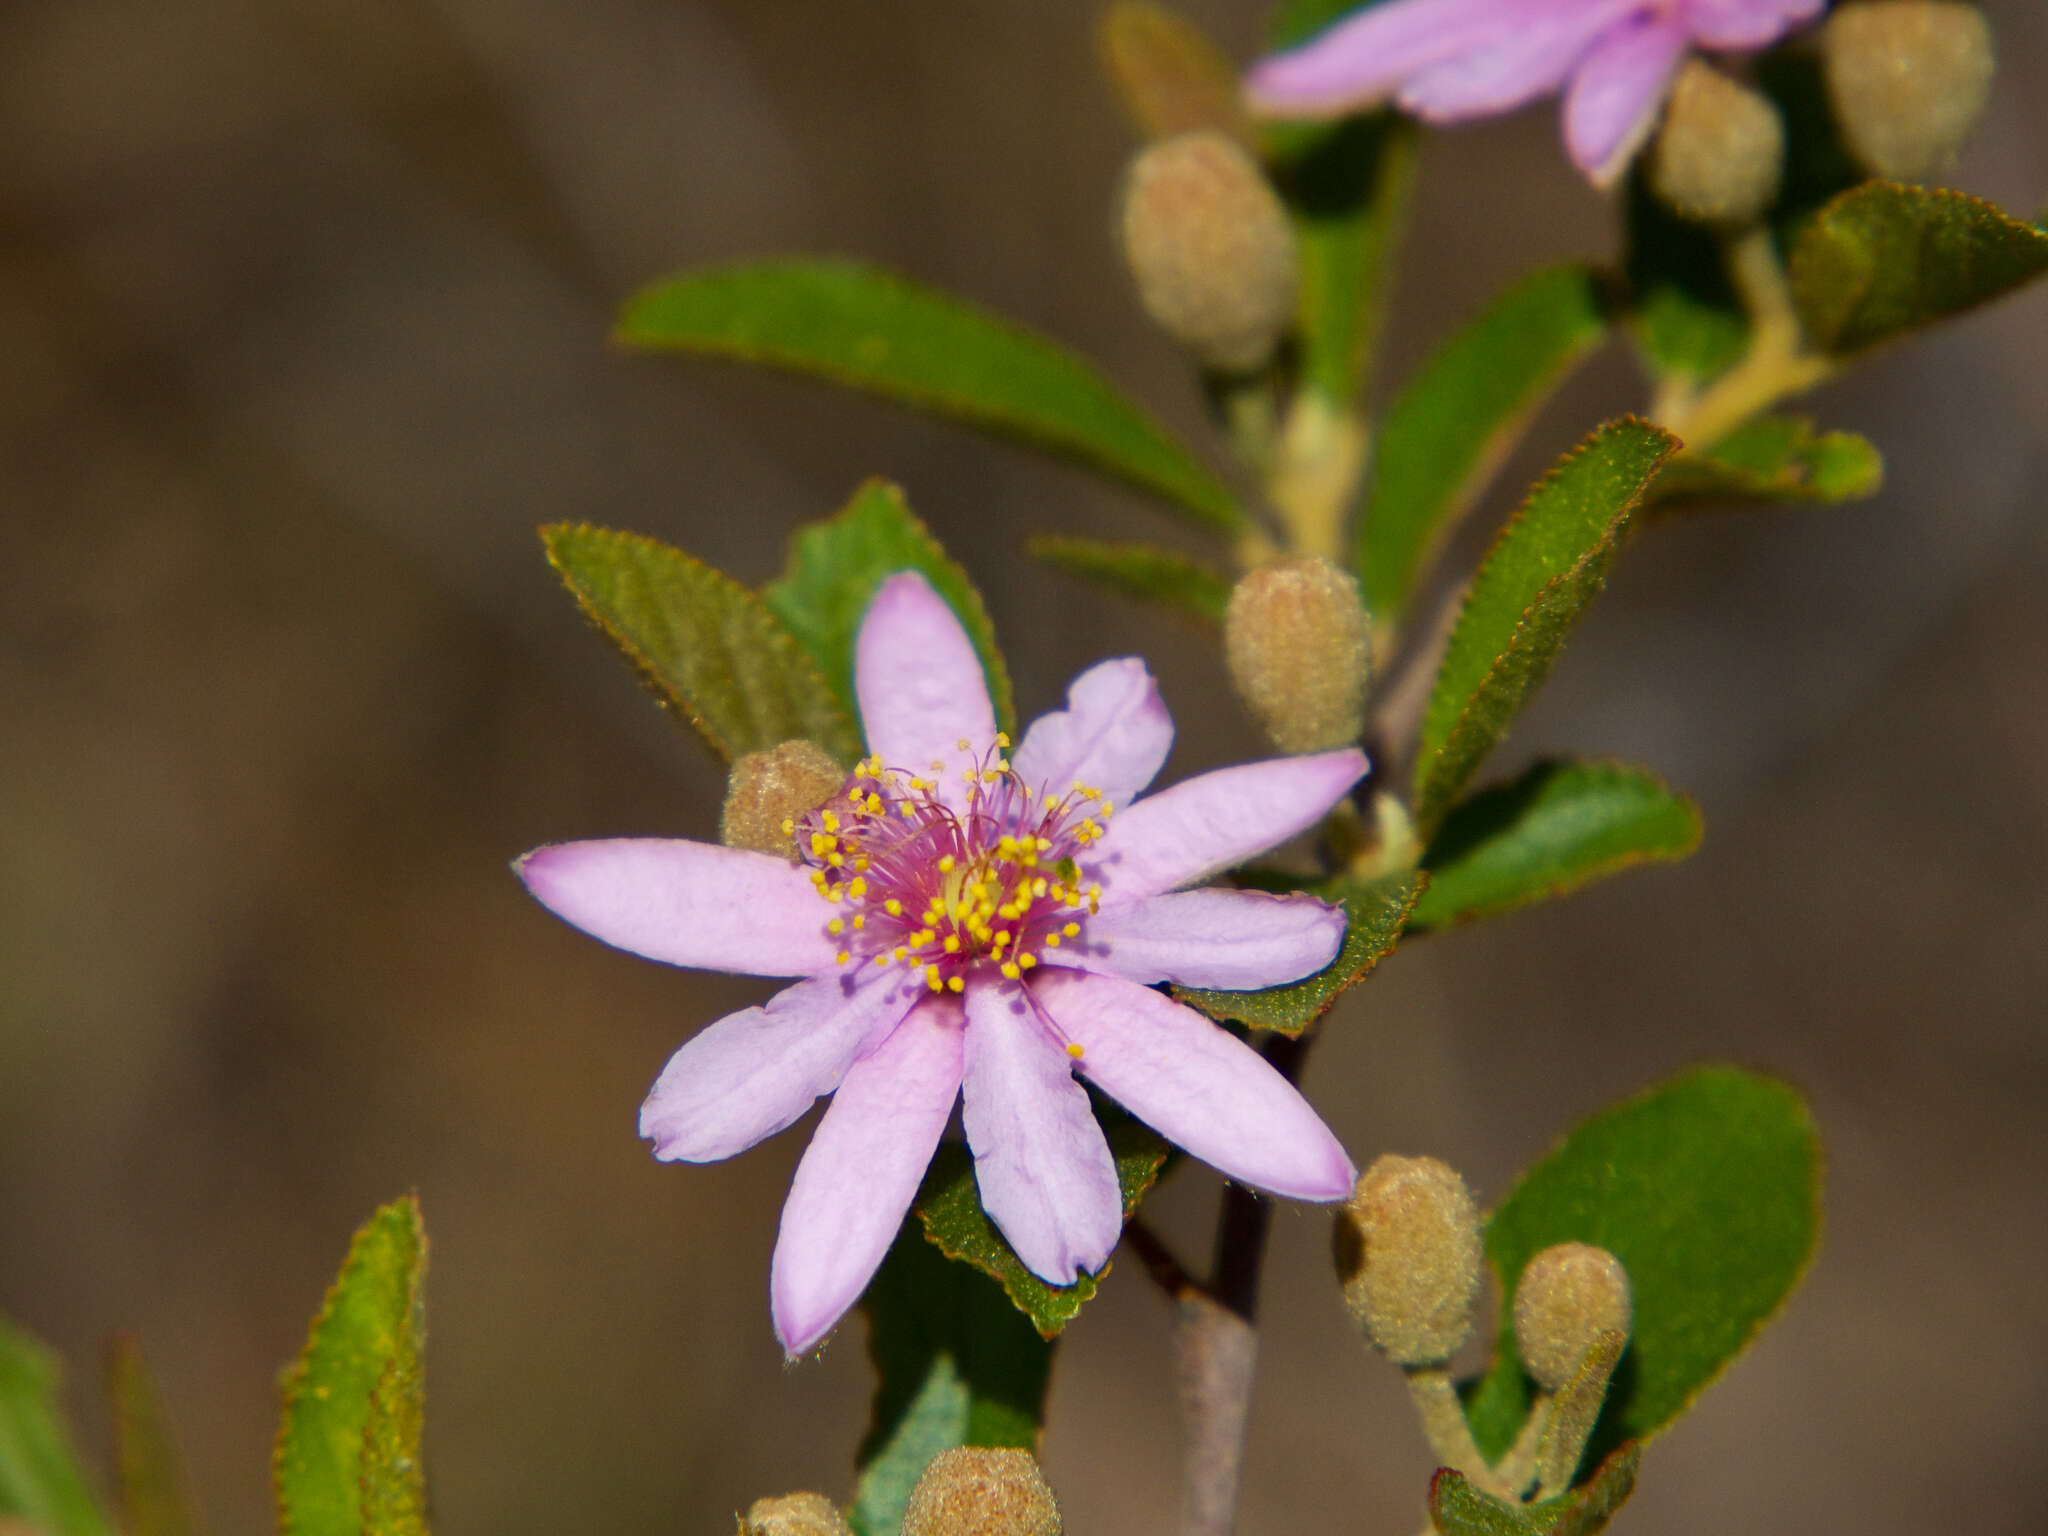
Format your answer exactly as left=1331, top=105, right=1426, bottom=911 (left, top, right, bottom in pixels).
left=789, top=734, right=1110, bottom=996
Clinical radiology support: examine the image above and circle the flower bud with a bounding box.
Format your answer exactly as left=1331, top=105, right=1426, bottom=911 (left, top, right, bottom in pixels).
left=1647, top=60, right=1785, bottom=227
left=1119, top=130, right=1298, bottom=373
left=740, top=1493, right=852, bottom=1536
left=1824, top=2, right=1995, bottom=182
left=720, top=739, right=844, bottom=858
left=1333, top=1155, right=1483, bottom=1367
left=1512, top=1243, right=1633, bottom=1394
left=1224, top=557, right=1371, bottom=755
left=900, top=1448, right=1062, bottom=1536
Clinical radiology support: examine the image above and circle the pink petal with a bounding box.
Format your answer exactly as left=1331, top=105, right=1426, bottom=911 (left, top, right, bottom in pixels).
left=1085, top=748, right=1367, bottom=904
left=1563, top=10, right=1689, bottom=186
left=516, top=839, right=837, bottom=977
left=1011, top=658, right=1174, bottom=810
left=638, top=969, right=919, bottom=1162
left=1398, top=0, right=1644, bottom=121
left=960, top=976, right=1123, bottom=1284
left=1044, top=888, right=1346, bottom=990
left=1245, top=0, right=1521, bottom=118
left=1681, top=0, right=1823, bottom=50
left=855, top=572, right=998, bottom=814
left=1030, top=969, right=1356, bottom=1201
left=770, top=997, right=965, bottom=1356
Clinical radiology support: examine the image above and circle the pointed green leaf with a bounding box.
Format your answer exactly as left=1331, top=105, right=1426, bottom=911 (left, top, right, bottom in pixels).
left=1175, top=870, right=1423, bottom=1035
left=1025, top=535, right=1230, bottom=624
left=1462, top=1068, right=1821, bottom=1463
left=359, top=1295, right=425, bottom=1536
left=1410, top=760, right=1702, bottom=932
left=1359, top=267, right=1608, bottom=630
left=764, top=480, right=1015, bottom=736
left=543, top=524, right=862, bottom=764
left=1647, top=415, right=1882, bottom=514
left=617, top=261, right=1244, bottom=532
left=106, top=1336, right=198, bottom=1536
left=274, top=1197, right=428, bottom=1536
left=849, top=1234, right=1053, bottom=1536
left=1789, top=183, right=2048, bottom=353
left=0, top=1318, right=111, bottom=1536
left=1412, top=420, right=1679, bottom=836
left=1099, top=2, right=1253, bottom=143
left=1428, top=1442, right=1639, bottom=1536
left=914, top=1119, right=1167, bottom=1337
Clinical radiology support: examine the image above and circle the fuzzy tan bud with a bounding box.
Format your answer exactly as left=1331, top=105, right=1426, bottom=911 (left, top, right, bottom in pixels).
left=1647, top=60, right=1785, bottom=226
left=900, top=1449, right=1061, bottom=1536
left=740, top=1493, right=852, bottom=1536
left=1824, top=2, right=1995, bottom=181
left=1119, top=130, right=1298, bottom=372
left=1224, top=557, right=1371, bottom=755
left=720, top=740, right=844, bottom=858
left=1512, top=1243, right=1634, bottom=1394
left=1334, top=1155, right=1483, bottom=1367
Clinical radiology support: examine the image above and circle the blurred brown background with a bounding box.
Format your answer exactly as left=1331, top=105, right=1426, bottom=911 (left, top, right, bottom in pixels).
left=3, top=1, right=2044, bottom=1532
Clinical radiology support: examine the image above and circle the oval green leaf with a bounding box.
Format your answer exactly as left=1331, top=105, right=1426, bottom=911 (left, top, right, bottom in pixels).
left=0, top=1317, right=111, bottom=1536
left=543, top=523, right=862, bottom=765
left=1411, top=419, right=1679, bottom=836
left=1410, top=760, right=1702, bottom=932
left=616, top=261, right=1244, bottom=532
left=1646, top=415, right=1882, bottom=515
left=1462, top=1068, right=1821, bottom=1464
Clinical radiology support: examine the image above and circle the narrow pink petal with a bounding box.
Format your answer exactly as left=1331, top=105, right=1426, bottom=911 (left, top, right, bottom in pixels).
left=1043, top=887, right=1346, bottom=990
left=1030, top=969, right=1356, bottom=1201
left=638, top=969, right=919, bottom=1162
left=1011, top=658, right=1173, bottom=810
left=855, top=572, right=997, bottom=813
left=1563, top=11, right=1689, bottom=186
left=1085, top=748, right=1367, bottom=904
left=1682, top=0, right=1823, bottom=51
left=770, top=997, right=965, bottom=1356
left=516, top=838, right=836, bottom=977
left=1245, top=0, right=1522, bottom=118
left=960, top=976, right=1123, bottom=1284
left=1397, top=0, right=1643, bottom=120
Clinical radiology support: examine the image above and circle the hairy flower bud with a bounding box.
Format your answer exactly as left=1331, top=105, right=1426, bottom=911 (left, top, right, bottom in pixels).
left=1512, top=1243, right=1634, bottom=1394
left=740, top=1493, right=852, bottom=1536
left=1224, top=557, right=1371, bottom=755
left=1647, top=60, right=1785, bottom=226
left=1334, top=1154, right=1483, bottom=1367
left=900, top=1448, right=1062, bottom=1536
left=1824, top=2, right=1995, bottom=182
left=720, top=739, right=844, bottom=858
left=1119, top=130, right=1298, bottom=373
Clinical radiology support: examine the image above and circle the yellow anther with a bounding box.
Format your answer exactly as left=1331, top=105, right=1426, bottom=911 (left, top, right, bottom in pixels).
left=853, top=915, right=866, bottom=931
left=781, top=817, right=796, bottom=835
left=1063, top=922, right=1080, bottom=937
left=1019, top=953, right=1038, bottom=970
left=835, top=950, right=851, bottom=965
left=894, top=946, right=910, bottom=961
left=1100, top=802, right=1115, bottom=816
left=827, top=853, right=844, bottom=868
left=877, top=954, right=892, bottom=967
left=1032, top=878, right=1048, bottom=897
left=996, top=732, right=1012, bottom=748
left=885, top=899, right=903, bottom=917
left=1000, top=962, right=1021, bottom=980
left=947, top=976, right=966, bottom=993
left=848, top=877, right=867, bottom=898
left=827, top=918, right=845, bottom=936
left=822, top=811, right=839, bottom=832
left=928, top=972, right=944, bottom=993
left=1044, top=933, right=1062, bottom=948
left=938, top=855, right=957, bottom=873
left=956, top=738, right=971, bottom=751
left=993, top=931, right=1011, bottom=949
left=1066, top=1043, right=1085, bottom=1060
left=944, top=935, right=961, bottom=953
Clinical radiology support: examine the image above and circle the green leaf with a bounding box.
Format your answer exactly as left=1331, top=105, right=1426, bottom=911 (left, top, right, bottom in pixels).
left=1266, top=0, right=1384, bottom=49
left=1269, top=112, right=1419, bottom=408
left=1622, top=174, right=1749, bottom=386
left=617, top=261, right=1244, bottom=532
left=1025, top=535, right=1231, bottom=624
left=106, top=1336, right=198, bottom=1536
left=274, top=1197, right=428, bottom=1536
left=849, top=1235, right=1053, bottom=1536
left=914, top=1119, right=1168, bottom=1337
left=1647, top=415, right=1883, bottom=514
left=1176, top=870, right=1423, bottom=1035
left=764, top=480, right=1015, bottom=737
left=1462, top=1068, right=1821, bottom=1463
left=1359, top=266, right=1608, bottom=631
left=1788, top=183, right=2048, bottom=354
left=543, top=524, right=862, bottom=765
left=1098, top=2, right=1252, bottom=143
left=358, top=1294, right=426, bottom=1536
left=0, top=1318, right=111, bottom=1536
left=1411, top=419, right=1679, bottom=837
left=1410, top=760, right=1702, bottom=932
left=1428, top=1442, right=1639, bottom=1536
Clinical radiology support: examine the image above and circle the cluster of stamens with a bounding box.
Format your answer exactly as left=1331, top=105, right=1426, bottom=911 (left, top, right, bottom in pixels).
left=785, top=734, right=1113, bottom=1004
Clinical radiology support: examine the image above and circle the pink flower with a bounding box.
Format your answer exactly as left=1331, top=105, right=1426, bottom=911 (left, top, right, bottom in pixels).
left=1245, top=0, right=1823, bottom=186
left=517, top=573, right=1362, bottom=1354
